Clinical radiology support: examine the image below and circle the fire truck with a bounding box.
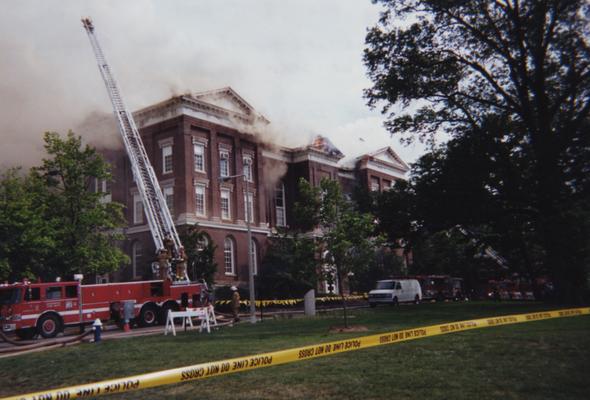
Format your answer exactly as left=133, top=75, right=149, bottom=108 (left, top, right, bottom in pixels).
left=2, top=18, right=207, bottom=340
left=1, top=279, right=202, bottom=339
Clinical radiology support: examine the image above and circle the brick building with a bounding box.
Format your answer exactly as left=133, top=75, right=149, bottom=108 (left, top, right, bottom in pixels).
left=101, top=88, right=409, bottom=289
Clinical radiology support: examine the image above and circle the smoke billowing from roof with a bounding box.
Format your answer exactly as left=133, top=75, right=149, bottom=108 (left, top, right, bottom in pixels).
left=0, top=2, right=422, bottom=169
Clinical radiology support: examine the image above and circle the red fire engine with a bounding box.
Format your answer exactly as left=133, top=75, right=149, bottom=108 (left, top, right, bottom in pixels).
left=1, top=279, right=202, bottom=339
left=1, top=19, right=209, bottom=341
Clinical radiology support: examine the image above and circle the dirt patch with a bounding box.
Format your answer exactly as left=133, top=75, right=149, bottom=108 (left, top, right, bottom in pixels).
left=328, top=325, right=369, bottom=333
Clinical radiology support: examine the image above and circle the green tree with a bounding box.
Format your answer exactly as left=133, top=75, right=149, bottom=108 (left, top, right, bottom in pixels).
left=297, top=178, right=381, bottom=327
left=364, top=1, right=590, bottom=302
left=257, top=230, right=318, bottom=299
left=0, top=169, right=55, bottom=281
left=348, top=248, right=405, bottom=293
left=180, top=224, right=218, bottom=284
left=35, top=131, right=128, bottom=278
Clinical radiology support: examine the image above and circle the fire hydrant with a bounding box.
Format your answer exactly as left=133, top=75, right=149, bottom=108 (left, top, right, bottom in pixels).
left=93, top=318, right=103, bottom=342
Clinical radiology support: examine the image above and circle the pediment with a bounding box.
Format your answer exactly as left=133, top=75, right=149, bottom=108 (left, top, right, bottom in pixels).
left=369, top=147, right=409, bottom=171
left=193, top=87, right=255, bottom=117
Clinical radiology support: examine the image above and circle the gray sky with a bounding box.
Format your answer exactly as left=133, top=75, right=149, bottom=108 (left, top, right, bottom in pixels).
left=0, top=0, right=425, bottom=168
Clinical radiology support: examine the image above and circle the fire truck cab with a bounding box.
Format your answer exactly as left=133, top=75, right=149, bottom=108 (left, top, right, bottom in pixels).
left=0, top=279, right=202, bottom=339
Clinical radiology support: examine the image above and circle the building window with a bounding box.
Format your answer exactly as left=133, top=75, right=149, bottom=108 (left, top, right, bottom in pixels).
left=96, top=178, right=112, bottom=203
left=250, top=239, right=258, bottom=276
left=383, top=179, right=392, bottom=190
left=195, top=185, right=206, bottom=217
left=370, top=176, right=380, bottom=192
left=133, top=194, right=143, bottom=224
left=275, top=183, right=286, bottom=227
left=132, top=241, right=143, bottom=279
left=220, top=189, right=231, bottom=220
left=194, top=143, right=205, bottom=172
left=243, top=156, right=253, bottom=182
left=224, top=237, right=235, bottom=275
left=162, top=145, right=173, bottom=174
left=219, top=151, right=229, bottom=177
left=163, top=187, right=174, bottom=217
left=244, top=192, right=254, bottom=223
left=196, top=235, right=209, bottom=251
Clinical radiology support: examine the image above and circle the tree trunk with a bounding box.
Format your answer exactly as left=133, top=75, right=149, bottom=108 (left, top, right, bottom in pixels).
left=336, top=267, right=348, bottom=328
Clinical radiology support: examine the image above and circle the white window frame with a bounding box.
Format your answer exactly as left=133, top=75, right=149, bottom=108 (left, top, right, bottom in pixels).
left=244, top=191, right=254, bottom=223
left=162, top=145, right=173, bottom=174
left=97, top=178, right=112, bottom=203
left=194, top=143, right=205, bottom=172
left=220, top=189, right=231, bottom=220
left=95, top=273, right=109, bottom=284
left=250, top=239, right=258, bottom=276
left=195, top=184, right=206, bottom=217
left=219, top=151, right=229, bottom=177
left=133, top=194, right=143, bottom=224
left=243, top=156, right=253, bottom=182
left=275, top=183, right=286, bottom=227
left=132, top=241, right=143, bottom=279
left=224, top=237, right=235, bottom=275
left=370, top=177, right=380, bottom=192
left=163, top=187, right=174, bottom=217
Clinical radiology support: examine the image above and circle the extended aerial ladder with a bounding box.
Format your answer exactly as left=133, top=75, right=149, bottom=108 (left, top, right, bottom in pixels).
left=455, top=225, right=509, bottom=269
left=81, top=18, right=187, bottom=280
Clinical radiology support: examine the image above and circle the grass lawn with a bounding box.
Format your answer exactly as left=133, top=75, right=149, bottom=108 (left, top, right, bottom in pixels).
left=1, top=301, right=589, bottom=399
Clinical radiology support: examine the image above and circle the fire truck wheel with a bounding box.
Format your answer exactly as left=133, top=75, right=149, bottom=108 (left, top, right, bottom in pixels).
left=139, top=304, right=158, bottom=327
left=16, top=328, right=37, bottom=340
left=37, top=314, right=62, bottom=338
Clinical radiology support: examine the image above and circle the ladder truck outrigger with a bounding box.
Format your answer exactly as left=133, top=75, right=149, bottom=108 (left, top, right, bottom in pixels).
left=81, top=17, right=188, bottom=283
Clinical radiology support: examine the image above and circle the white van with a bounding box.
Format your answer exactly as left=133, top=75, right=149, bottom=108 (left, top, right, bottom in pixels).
left=368, top=279, right=422, bottom=307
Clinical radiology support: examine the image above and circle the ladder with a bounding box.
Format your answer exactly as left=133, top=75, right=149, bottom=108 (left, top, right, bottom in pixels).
left=455, top=225, right=509, bottom=269
left=81, top=18, right=182, bottom=262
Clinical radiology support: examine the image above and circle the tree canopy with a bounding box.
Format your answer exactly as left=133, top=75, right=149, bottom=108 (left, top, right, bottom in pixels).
left=0, top=132, right=128, bottom=281
left=364, top=0, right=590, bottom=302
left=180, top=224, right=217, bottom=284
left=296, top=177, right=382, bottom=326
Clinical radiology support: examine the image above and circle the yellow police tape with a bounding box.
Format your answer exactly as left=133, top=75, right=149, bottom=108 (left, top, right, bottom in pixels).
left=3, top=307, right=589, bottom=400
left=215, top=294, right=368, bottom=307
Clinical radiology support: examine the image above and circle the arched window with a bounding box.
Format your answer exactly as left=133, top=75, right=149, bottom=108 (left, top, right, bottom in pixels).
left=132, top=241, right=143, bottom=279
left=250, top=239, right=258, bottom=276
left=224, top=237, right=235, bottom=275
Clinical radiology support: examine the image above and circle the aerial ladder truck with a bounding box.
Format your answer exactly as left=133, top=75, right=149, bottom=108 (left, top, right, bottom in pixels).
left=81, top=17, right=188, bottom=282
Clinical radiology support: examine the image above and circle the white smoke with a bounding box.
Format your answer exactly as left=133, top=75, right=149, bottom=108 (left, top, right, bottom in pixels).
left=0, top=1, right=422, bottom=170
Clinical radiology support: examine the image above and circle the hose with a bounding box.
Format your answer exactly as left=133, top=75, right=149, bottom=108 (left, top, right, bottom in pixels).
left=0, top=329, right=93, bottom=354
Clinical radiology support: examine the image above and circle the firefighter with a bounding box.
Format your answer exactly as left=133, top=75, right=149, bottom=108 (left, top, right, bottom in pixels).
left=157, top=248, right=170, bottom=280
left=163, top=236, right=175, bottom=258
left=200, top=279, right=209, bottom=305
left=231, top=286, right=240, bottom=322
left=175, top=247, right=188, bottom=281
